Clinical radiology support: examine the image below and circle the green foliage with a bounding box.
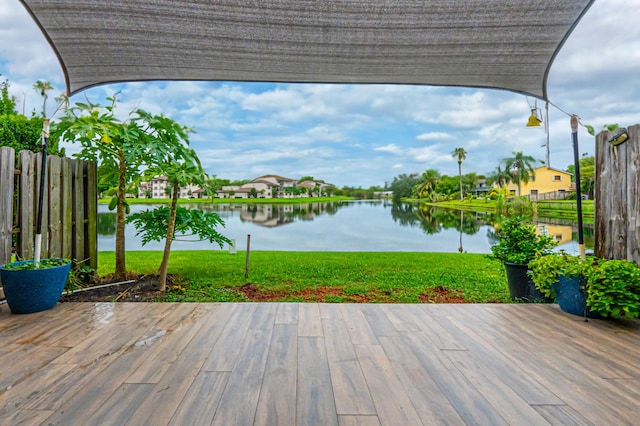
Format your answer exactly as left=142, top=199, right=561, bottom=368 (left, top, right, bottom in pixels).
left=284, top=186, right=303, bottom=195
left=530, top=255, right=640, bottom=319
left=585, top=259, right=640, bottom=319
left=65, top=263, right=96, bottom=292
left=53, top=95, right=201, bottom=279
left=390, top=173, right=420, bottom=202
left=529, top=253, right=588, bottom=299
left=585, top=123, right=619, bottom=136
left=414, top=169, right=441, bottom=198
left=490, top=216, right=557, bottom=265
left=1, top=258, right=70, bottom=271
left=0, top=78, right=63, bottom=156
left=508, top=196, right=533, bottom=215
left=502, top=151, right=538, bottom=196
left=435, top=175, right=459, bottom=195
left=127, top=206, right=231, bottom=248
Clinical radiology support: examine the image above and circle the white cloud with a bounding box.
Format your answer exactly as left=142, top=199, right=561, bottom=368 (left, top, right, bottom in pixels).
left=416, top=132, right=452, bottom=141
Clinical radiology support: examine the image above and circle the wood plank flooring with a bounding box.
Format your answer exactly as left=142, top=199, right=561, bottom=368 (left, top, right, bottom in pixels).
left=0, top=302, right=639, bottom=425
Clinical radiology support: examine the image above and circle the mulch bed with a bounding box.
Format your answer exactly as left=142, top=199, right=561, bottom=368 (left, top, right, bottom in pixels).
left=60, top=274, right=168, bottom=303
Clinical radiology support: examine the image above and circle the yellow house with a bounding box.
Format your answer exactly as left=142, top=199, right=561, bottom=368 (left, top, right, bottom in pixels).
left=506, top=166, right=573, bottom=197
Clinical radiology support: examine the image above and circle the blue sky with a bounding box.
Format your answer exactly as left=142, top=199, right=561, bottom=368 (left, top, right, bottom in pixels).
left=2, top=0, right=640, bottom=188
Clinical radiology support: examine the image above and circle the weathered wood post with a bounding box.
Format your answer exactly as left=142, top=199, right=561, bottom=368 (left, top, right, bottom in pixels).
left=595, top=124, right=640, bottom=263
left=0, top=147, right=15, bottom=269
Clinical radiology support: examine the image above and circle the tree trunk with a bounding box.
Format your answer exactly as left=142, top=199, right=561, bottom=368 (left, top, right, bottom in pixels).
left=114, top=150, right=127, bottom=280
left=458, top=161, right=463, bottom=201
left=158, top=183, right=179, bottom=291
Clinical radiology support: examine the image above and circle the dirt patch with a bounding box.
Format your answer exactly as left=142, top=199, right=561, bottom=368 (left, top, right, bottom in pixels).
left=237, top=283, right=469, bottom=303
left=61, top=278, right=472, bottom=304
left=60, top=274, right=170, bottom=303
left=418, top=285, right=470, bottom=303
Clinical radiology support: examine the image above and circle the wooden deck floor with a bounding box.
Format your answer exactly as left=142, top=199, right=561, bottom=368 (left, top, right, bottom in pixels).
left=0, top=302, right=639, bottom=425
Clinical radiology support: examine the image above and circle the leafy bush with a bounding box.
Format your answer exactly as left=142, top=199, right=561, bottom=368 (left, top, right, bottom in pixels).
left=529, top=253, right=589, bottom=299
left=586, top=259, right=640, bottom=318
left=127, top=206, right=231, bottom=247
left=530, top=254, right=640, bottom=319
left=490, top=216, right=557, bottom=265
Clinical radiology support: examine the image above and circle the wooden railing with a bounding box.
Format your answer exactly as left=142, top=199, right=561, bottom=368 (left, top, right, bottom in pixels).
left=0, top=147, right=97, bottom=284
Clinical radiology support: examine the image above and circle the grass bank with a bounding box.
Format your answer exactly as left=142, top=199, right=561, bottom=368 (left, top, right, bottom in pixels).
left=97, top=251, right=510, bottom=303
left=415, top=198, right=594, bottom=222
left=98, top=196, right=354, bottom=205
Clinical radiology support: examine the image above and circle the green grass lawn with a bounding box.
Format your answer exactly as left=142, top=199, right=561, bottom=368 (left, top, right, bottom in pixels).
left=97, top=250, right=511, bottom=303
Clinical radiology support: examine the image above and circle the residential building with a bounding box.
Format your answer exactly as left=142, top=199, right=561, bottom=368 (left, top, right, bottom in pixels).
left=138, top=176, right=204, bottom=199
left=505, top=166, right=573, bottom=198
left=215, top=175, right=332, bottom=199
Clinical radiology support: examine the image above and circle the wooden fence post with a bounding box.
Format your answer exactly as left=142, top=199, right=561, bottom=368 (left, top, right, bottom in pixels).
left=0, top=147, right=15, bottom=269
left=595, top=124, right=640, bottom=263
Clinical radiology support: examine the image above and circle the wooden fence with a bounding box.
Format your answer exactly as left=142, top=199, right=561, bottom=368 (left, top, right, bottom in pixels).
left=526, top=190, right=570, bottom=201
left=595, top=124, right=640, bottom=264
left=0, top=147, right=97, bottom=288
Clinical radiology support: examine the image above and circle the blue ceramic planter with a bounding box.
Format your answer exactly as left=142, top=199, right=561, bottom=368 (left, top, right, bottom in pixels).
left=0, top=260, right=71, bottom=314
left=552, top=275, right=600, bottom=318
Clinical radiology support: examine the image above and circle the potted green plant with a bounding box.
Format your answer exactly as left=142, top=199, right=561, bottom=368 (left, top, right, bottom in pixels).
left=490, top=216, right=557, bottom=301
left=1, top=258, right=71, bottom=314
left=529, top=254, right=640, bottom=319
left=0, top=120, right=71, bottom=314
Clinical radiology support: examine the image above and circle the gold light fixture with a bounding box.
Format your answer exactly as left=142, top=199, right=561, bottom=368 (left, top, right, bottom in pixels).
left=526, top=108, right=542, bottom=127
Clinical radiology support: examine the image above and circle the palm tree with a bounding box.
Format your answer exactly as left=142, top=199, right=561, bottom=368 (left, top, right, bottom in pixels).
left=416, top=169, right=441, bottom=198
left=33, top=80, right=53, bottom=117
left=489, top=165, right=512, bottom=188
left=452, top=147, right=467, bottom=201
left=502, top=151, right=537, bottom=196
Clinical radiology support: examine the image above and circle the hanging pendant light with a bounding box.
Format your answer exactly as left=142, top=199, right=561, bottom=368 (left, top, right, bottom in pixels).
left=526, top=108, right=542, bottom=127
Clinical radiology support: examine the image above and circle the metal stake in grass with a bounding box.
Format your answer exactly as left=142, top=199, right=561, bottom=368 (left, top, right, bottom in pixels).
left=245, top=234, right=251, bottom=279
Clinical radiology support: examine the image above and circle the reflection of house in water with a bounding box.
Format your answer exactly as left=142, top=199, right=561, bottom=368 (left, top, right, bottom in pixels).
left=238, top=202, right=343, bottom=227
left=537, top=224, right=573, bottom=245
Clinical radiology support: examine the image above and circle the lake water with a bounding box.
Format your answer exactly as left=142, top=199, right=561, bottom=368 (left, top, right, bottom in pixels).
left=98, top=200, right=587, bottom=254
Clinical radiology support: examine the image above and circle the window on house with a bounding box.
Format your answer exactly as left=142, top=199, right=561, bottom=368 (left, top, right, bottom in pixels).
left=530, top=190, right=538, bottom=196
left=553, top=175, right=561, bottom=181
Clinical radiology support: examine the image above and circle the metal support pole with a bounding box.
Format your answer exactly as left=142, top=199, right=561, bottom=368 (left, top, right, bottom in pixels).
left=571, top=115, right=585, bottom=260
left=34, top=119, right=50, bottom=267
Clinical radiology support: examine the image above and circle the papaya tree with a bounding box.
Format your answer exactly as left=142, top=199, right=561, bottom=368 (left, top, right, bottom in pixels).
left=53, top=96, right=188, bottom=280
left=134, top=110, right=225, bottom=290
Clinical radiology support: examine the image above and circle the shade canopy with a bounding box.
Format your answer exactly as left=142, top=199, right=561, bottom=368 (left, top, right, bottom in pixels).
left=21, top=0, right=594, bottom=99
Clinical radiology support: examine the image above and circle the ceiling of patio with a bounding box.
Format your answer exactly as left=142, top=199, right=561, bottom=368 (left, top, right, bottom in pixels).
left=20, top=0, right=594, bottom=99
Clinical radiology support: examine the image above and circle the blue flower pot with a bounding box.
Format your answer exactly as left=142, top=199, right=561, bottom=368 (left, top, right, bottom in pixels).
left=552, top=275, right=600, bottom=318
left=0, top=260, right=71, bottom=314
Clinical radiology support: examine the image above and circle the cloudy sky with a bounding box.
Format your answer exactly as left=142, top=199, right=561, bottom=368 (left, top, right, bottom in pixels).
left=1, top=0, right=639, bottom=188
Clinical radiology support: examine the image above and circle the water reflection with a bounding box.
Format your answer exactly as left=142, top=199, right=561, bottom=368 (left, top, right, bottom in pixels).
left=96, top=201, right=590, bottom=253
left=391, top=203, right=487, bottom=252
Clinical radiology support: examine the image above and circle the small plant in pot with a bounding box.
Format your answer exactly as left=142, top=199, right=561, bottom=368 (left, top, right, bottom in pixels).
left=1, top=257, right=72, bottom=314
left=0, top=120, right=72, bottom=314
left=490, top=215, right=557, bottom=301
left=529, top=253, right=640, bottom=319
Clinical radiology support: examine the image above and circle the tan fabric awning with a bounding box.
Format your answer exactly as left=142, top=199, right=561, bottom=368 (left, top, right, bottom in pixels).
left=20, top=0, right=594, bottom=99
